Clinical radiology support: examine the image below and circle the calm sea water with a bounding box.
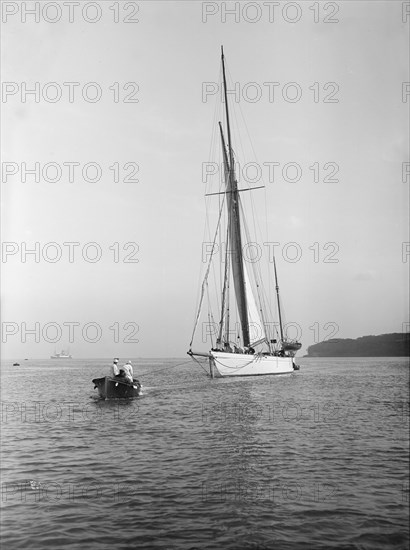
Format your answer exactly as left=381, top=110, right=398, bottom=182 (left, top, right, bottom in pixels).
left=1, top=357, right=408, bottom=550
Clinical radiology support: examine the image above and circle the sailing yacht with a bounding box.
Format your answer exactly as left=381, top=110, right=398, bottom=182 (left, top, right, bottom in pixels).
left=188, top=47, right=301, bottom=378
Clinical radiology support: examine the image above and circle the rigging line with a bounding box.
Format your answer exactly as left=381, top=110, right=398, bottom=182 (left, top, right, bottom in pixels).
left=207, top=64, right=223, bottom=187
left=218, top=222, right=230, bottom=344
left=234, top=86, right=272, bottom=269
left=239, top=198, right=271, bottom=348
left=208, top=311, right=215, bottom=349
left=202, top=150, right=224, bottom=331
left=240, top=198, right=281, bottom=347
left=212, top=139, right=226, bottom=316
left=135, top=358, right=195, bottom=378
left=199, top=64, right=223, bottom=321
left=190, top=354, right=211, bottom=375
left=237, top=180, right=278, bottom=341
left=194, top=141, right=218, bottom=329
left=225, top=62, right=268, bottom=231
left=147, top=380, right=211, bottom=392
left=189, top=194, right=226, bottom=347
left=208, top=217, right=221, bottom=324
left=207, top=118, right=227, bottom=323
left=225, top=66, right=274, bottom=329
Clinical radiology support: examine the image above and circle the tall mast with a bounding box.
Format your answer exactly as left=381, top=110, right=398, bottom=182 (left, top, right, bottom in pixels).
left=221, top=46, right=235, bottom=189
left=218, top=51, right=250, bottom=347
left=273, top=255, right=285, bottom=343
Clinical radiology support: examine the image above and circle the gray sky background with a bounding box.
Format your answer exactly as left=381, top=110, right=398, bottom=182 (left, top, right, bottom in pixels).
left=2, top=1, right=409, bottom=358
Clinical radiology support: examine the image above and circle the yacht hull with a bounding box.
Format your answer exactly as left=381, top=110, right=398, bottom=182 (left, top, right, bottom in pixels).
left=211, top=352, right=295, bottom=377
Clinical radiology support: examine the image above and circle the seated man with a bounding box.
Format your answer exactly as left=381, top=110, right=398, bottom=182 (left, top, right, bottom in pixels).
left=111, top=358, right=120, bottom=377
left=119, top=360, right=134, bottom=384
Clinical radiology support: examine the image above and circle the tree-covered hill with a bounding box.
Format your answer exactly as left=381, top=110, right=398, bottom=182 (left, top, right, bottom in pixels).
left=305, top=333, right=410, bottom=357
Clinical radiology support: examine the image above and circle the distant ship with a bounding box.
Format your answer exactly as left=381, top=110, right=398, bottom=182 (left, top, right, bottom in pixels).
left=50, top=349, right=72, bottom=359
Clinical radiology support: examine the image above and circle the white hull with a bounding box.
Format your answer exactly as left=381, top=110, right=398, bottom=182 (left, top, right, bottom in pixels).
left=211, top=351, right=294, bottom=377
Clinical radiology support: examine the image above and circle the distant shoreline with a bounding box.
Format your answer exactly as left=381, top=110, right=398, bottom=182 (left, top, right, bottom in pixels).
left=305, top=332, right=410, bottom=358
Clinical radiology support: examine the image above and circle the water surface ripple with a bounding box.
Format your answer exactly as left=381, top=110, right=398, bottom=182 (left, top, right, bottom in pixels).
left=1, top=357, right=408, bottom=549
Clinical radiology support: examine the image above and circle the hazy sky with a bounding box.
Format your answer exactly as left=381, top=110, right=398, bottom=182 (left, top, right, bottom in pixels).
left=1, top=0, right=409, bottom=358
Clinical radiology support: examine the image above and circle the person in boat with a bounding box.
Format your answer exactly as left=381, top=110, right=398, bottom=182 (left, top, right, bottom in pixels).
left=119, top=360, right=134, bottom=384
left=111, top=358, right=120, bottom=377
left=224, top=342, right=233, bottom=353
left=111, top=358, right=131, bottom=382
left=212, top=339, right=223, bottom=352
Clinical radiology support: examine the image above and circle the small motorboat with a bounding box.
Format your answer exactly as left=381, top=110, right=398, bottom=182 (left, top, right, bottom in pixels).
left=13, top=362, right=20, bottom=366
left=92, top=376, right=142, bottom=399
